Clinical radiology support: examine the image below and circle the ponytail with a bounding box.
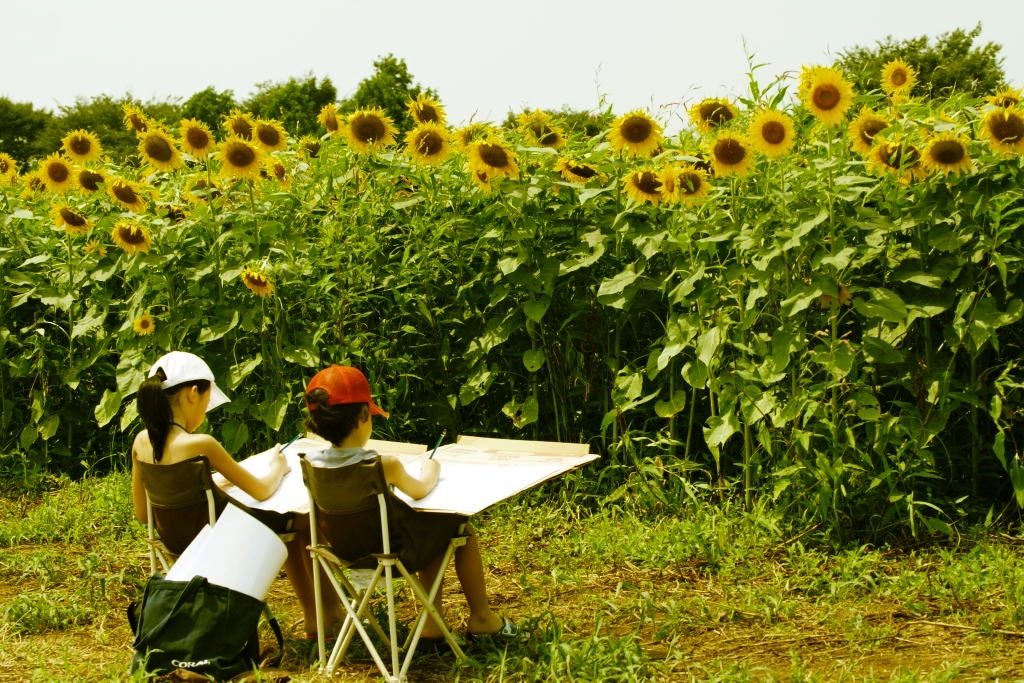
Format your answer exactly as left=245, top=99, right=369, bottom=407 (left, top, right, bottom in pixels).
left=137, top=371, right=173, bottom=463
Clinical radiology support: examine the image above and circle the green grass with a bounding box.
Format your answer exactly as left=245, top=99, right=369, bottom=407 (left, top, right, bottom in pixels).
left=3, top=472, right=1024, bottom=681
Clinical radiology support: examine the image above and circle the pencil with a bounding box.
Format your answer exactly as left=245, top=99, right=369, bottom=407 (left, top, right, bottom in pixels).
left=281, top=433, right=302, bottom=452
left=428, top=429, right=447, bottom=459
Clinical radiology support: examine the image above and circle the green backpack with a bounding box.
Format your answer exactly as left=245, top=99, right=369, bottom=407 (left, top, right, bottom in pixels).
left=128, top=575, right=283, bottom=681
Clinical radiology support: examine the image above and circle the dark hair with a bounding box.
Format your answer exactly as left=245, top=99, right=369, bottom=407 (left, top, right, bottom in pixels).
left=304, top=388, right=368, bottom=445
left=136, top=369, right=211, bottom=462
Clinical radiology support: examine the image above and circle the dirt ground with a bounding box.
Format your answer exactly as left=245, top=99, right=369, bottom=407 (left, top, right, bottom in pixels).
left=3, top=552, right=1024, bottom=682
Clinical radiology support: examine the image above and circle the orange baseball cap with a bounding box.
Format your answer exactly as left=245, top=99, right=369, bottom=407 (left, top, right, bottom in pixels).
left=306, top=365, right=389, bottom=417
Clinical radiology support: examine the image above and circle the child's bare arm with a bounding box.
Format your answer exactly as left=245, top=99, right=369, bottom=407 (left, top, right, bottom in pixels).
left=381, top=454, right=440, bottom=500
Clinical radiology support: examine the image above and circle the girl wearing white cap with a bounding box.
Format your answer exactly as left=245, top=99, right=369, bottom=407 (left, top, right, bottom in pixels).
left=130, top=351, right=341, bottom=637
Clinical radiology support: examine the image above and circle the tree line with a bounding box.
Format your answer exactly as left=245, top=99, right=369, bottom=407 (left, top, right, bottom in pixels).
left=0, top=26, right=1010, bottom=171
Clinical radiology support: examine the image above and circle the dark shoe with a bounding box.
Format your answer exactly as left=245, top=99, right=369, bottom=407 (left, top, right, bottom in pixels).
left=466, top=617, right=524, bottom=645
left=415, top=635, right=454, bottom=657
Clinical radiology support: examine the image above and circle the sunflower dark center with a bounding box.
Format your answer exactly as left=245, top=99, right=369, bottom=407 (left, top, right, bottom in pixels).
left=256, top=125, right=281, bottom=147
left=60, top=208, right=87, bottom=227
left=882, top=142, right=920, bottom=168
left=621, top=116, right=653, bottom=143
left=569, top=164, right=597, bottom=179
left=128, top=114, right=148, bottom=133
left=761, top=121, right=786, bottom=145
left=860, top=119, right=888, bottom=145
left=245, top=273, right=269, bottom=288
left=530, top=123, right=559, bottom=146
left=891, top=69, right=908, bottom=87
left=47, top=161, right=70, bottom=183
left=416, top=104, right=440, bottom=123
left=930, top=140, right=966, bottom=165
left=989, top=113, right=1024, bottom=142
left=226, top=142, right=256, bottom=168
left=479, top=144, right=510, bottom=168
left=678, top=171, right=702, bottom=194
left=68, top=136, right=92, bottom=156
left=78, top=170, right=103, bottom=191
left=0, top=158, right=9, bottom=174
left=699, top=103, right=734, bottom=127
left=303, top=140, right=321, bottom=157
left=272, top=163, right=286, bottom=181
left=230, top=119, right=253, bottom=139
left=415, top=131, right=444, bottom=156
left=113, top=184, right=139, bottom=204
left=185, top=127, right=211, bottom=149
left=323, top=112, right=339, bottom=132
left=714, top=138, right=747, bottom=165
left=118, top=225, right=146, bottom=245
left=352, top=115, right=386, bottom=143
left=144, top=135, right=173, bottom=162
left=812, top=84, right=840, bottom=111
left=634, top=171, right=662, bottom=194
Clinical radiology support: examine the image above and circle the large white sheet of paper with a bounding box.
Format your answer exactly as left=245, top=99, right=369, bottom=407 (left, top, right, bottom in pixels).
left=218, top=435, right=597, bottom=516
left=394, top=439, right=598, bottom=515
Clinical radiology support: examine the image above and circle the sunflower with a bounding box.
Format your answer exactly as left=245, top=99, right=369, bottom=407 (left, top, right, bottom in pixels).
left=689, top=98, right=739, bottom=134
left=986, top=88, right=1023, bottom=109
left=241, top=267, right=274, bottom=297
left=61, top=129, right=102, bottom=164
left=847, top=107, right=890, bottom=157
left=138, top=129, right=184, bottom=172
left=179, top=119, right=216, bottom=157
left=921, top=133, right=972, bottom=176
left=76, top=167, right=106, bottom=193
left=707, top=132, right=753, bottom=177
left=39, top=153, right=74, bottom=193
left=979, top=107, right=1024, bottom=155
left=132, top=314, right=156, bottom=336
left=517, top=110, right=565, bottom=148
left=20, top=172, right=45, bottom=197
left=217, top=137, right=265, bottom=180
left=317, top=103, right=341, bottom=135
left=222, top=110, right=254, bottom=140
left=264, top=159, right=290, bottom=186
left=404, top=122, right=451, bottom=165
left=298, top=136, right=321, bottom=158
left=252, top=119, right=288, bottom=152
left=106, top=177, right=150, bottom=213
left=554, top=157, right=602, bottom=184
left=454, top=123, right=494, bottom=149
left=622, top=169, right=664, bottom=206
left=468, top=167, right=492, bottom=194
left=0, top=152, right=17, bottom=179
left=184, top=177, right=220, bottom=204
left=800, top=65, right=855, bottom=126
left=747, top=110, right=795, bottom=157
left=869, top=135, right=924, bottom=181
left=52, top=203, right=91, bottom=234
left=83, top=238, right=106, bottom=256
left=880, top=59, right=916, bottom=96
left=467, top=138, right=519, bottom=180
left=666, top=164, right=711, bottom=206
left=609, top=110, right=662, bottom=157
left=408, top=94, right=447, bottom=125
left=122, top=104, right=151, bottom=133
left=111, top=219, right=151, bottom=255
left=344, top=108, right=398, bottom=153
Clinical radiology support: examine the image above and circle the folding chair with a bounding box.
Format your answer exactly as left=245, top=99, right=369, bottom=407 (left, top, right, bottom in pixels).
left=300, top=455, right=468, bottom=682
left=136, top=456, right=227, bottom=575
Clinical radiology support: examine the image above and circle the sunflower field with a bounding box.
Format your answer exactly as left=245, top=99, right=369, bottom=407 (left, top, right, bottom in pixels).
left=2, top=61, right=1024, bottom=540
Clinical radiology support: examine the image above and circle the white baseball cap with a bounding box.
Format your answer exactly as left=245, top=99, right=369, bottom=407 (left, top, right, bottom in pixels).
left=148, top=351, right=230, bottom=412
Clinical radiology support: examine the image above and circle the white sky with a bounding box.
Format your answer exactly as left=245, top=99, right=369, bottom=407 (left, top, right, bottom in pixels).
left=5, top=0, right=1022, bottom=130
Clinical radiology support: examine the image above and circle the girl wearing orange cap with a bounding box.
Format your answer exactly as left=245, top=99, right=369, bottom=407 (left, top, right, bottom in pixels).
left=304, top=364, right=520, bottom=648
